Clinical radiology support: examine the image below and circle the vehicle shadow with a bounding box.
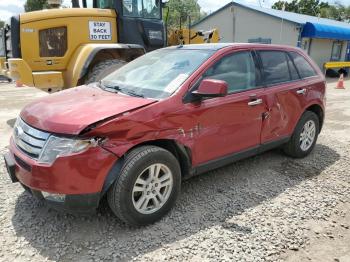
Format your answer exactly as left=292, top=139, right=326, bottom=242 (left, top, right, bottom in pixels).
left=6, top=118, right=16, bottom=128
left=0, top=76, right=11, bottom=83
left=11, top=144, right=340, bottom=261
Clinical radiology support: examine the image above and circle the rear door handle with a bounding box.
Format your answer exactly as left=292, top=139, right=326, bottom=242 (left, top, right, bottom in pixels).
left=296, top=88, right=307, bottom=95
left=248, top=98, right=263, bottom=106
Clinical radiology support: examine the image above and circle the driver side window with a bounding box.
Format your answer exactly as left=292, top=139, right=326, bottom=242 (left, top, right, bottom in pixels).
left=202, top=51, right=259, bottom=94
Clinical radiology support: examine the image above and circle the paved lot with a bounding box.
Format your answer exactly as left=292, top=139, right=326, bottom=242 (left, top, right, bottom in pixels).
left=0, top=81, right=349, bottom=261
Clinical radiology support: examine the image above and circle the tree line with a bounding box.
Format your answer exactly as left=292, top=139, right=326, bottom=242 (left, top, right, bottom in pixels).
left=272, top=0, right=350, bottom=22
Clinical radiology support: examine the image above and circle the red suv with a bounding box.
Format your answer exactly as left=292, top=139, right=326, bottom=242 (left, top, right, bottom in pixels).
left=4, top=44, right=325, bottom=226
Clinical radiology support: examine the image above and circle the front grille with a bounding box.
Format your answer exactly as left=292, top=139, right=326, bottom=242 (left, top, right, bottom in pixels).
left=13, top=118, right=50, bottom=159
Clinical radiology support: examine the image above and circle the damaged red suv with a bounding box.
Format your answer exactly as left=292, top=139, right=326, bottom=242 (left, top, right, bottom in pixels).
left=4, top=44, right=325, bottom=226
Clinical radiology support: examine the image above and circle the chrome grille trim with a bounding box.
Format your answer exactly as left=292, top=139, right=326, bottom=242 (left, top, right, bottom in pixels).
left=20, top=121, right=50, bottom=140
left=13, top=118, right=50, bottom=159
left=18, top=131, right=47, bottom=147
left=15, top=138, right=42, bottom=155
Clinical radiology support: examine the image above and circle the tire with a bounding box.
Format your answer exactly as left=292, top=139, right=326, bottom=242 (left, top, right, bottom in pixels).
left=283, top=111, right=320, bottom=158
left=85, top=59, right=126, bottom=84
left=107, top=146, right=181, bottom=226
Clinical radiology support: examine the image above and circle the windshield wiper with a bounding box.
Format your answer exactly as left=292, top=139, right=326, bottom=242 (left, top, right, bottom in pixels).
left=98, top=80, right=122, bottom=92
left=125, top=90, right=144, bottom=98
left=98, top=81, right=144, bottom=98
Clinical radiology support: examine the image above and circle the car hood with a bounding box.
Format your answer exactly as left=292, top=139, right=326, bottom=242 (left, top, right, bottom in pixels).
left=20, top=85, right=156, bottom=135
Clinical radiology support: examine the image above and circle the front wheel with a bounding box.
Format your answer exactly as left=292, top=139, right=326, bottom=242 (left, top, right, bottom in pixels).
left=107, top=146, right=181, bottom=226
left=283, top=111, right=320, bottom=158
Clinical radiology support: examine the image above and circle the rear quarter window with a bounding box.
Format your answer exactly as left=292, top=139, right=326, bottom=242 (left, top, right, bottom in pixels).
left=289, top=52, right=317, bottom=79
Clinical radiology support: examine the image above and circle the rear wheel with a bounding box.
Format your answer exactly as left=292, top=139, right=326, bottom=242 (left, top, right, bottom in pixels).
left=283, top=111, right=320, bottom=158
left=86, top=59, right=126, bottom=84
left=107, top=146, right=181, bottom=226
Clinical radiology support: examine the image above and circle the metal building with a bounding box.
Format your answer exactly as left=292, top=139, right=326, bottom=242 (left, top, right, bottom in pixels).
left=192, top=1, right=350, bottom=69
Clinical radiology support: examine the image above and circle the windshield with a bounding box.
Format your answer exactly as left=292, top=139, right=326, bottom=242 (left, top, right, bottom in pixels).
left=101, top=49, right=214, bottom=99
left=122, top=0, right=161, bottom=19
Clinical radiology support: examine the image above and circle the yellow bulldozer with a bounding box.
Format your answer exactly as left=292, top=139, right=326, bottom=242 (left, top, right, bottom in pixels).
left=0, top=0, right=219, bottom=92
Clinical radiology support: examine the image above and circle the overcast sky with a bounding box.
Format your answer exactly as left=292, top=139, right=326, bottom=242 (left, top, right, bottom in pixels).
left=0, top=0, right=349, bottom=21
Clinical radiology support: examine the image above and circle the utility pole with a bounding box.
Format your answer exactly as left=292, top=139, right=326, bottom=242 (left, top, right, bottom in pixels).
left=279, top=3, right=285, bottom=44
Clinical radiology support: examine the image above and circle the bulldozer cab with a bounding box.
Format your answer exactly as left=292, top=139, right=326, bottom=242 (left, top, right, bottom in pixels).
left=75, top=0, right=165, bottom=51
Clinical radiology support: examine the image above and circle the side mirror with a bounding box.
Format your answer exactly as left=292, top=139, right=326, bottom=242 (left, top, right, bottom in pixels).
left=192, top=79, right=228, bottom=98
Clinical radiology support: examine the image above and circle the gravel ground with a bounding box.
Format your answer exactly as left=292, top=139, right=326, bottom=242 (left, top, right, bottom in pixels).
left=0, top=82, right=349, bottom=261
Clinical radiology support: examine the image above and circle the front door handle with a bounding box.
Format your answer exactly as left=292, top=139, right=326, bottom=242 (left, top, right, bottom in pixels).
left=296, top=88, right=307, bottom=95
left=248, top=98, right=263, bottom=106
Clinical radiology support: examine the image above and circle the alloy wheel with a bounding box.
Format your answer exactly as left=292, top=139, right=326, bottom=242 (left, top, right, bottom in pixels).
left=299, top=120, right=316, bottom=151
left=132, top=163, right=173, bottom=214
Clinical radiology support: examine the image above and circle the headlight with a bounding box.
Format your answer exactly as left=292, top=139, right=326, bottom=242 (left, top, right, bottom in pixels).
left=38, top=136, right=94, bottom=164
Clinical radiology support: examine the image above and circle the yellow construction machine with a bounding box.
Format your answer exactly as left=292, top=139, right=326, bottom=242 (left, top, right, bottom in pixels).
left=0, top=0, right=219, bottom=92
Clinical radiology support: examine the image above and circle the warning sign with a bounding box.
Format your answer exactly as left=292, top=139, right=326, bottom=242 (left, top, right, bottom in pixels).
left=89, top=21, right=111, bottom=41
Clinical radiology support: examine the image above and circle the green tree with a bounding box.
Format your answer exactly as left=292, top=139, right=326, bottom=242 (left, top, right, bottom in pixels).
left=0, top=20, right=4, bottom=28
left=24, top=0, right=48, bottom=12
left=272, top=0, right=350, bottom=22
left=164, top=0, right=206, bottom=29
left=272, top=0, right=330, bottom=16
left=320, top=3, right=350, bottom=21
left=272, top=0, right=299, bottom=13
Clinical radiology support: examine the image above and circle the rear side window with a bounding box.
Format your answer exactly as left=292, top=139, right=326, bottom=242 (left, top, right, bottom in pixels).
left=202, top=51, right=258, bottom=93
left=259, top=51, right=290, bottom=85
left=289, top=52, right=317, bottom=78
